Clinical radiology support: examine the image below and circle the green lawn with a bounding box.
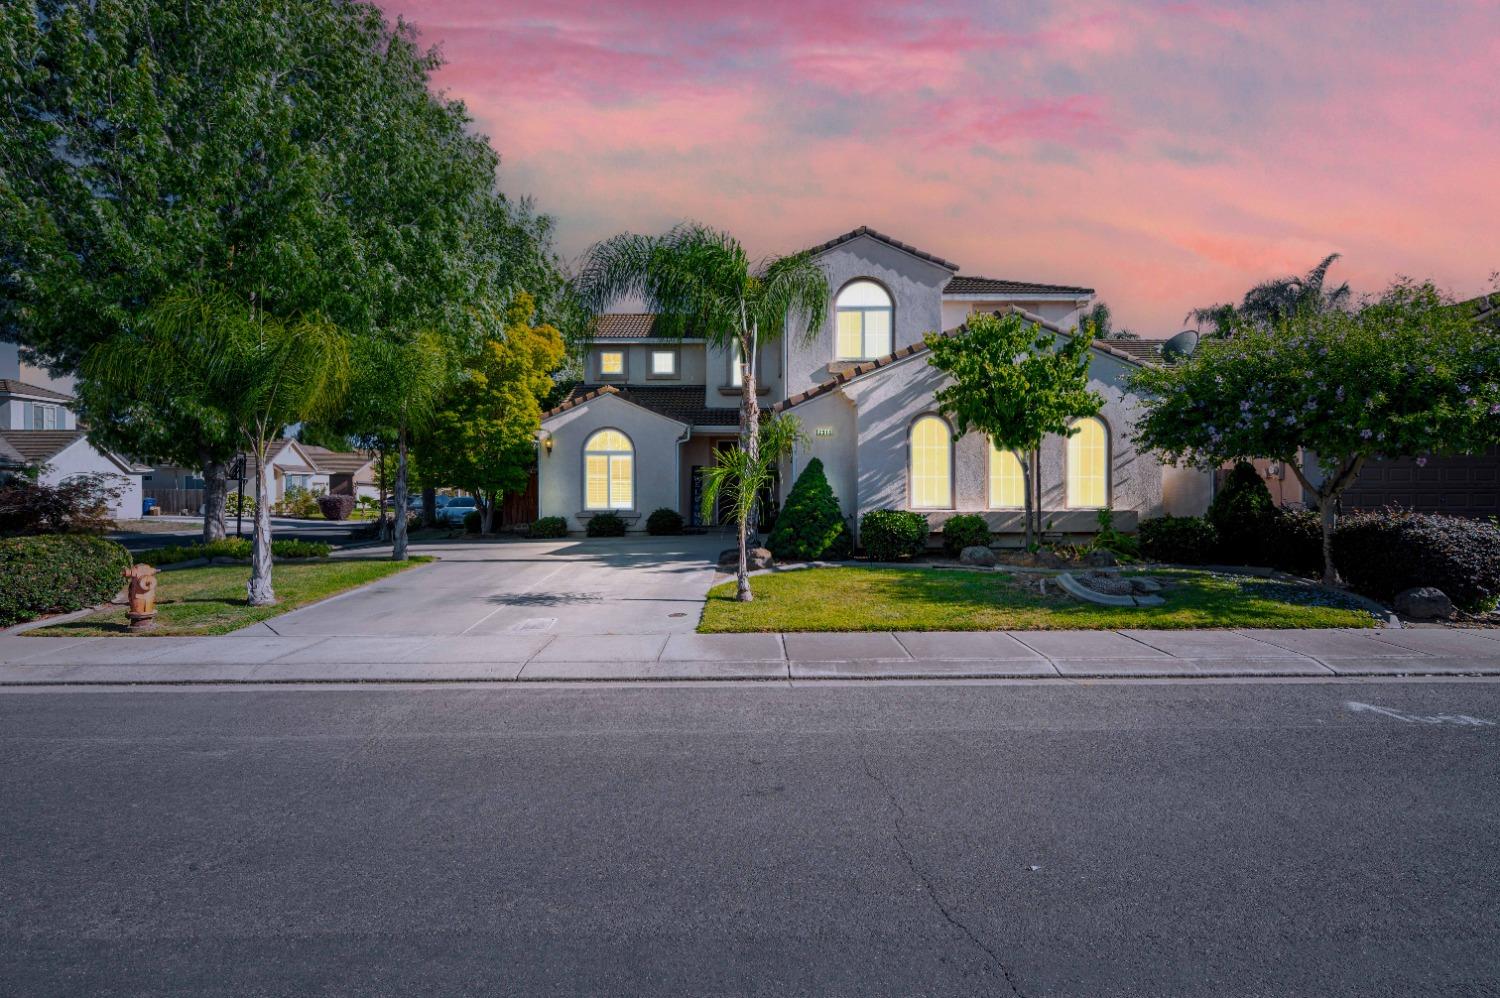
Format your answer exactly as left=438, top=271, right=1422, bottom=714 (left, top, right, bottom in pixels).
left=698, top=566, right=1380, bottom=633
left=29, top=557, right=431, bottom=637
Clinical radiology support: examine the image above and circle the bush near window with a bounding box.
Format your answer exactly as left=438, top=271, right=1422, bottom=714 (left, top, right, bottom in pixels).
left=463, top=510, right=481, bottom=534
left=1267, top=507, right=1324, bottom=577
left=0, top=473, right=122, bottom=535
left=530, top=516, right=567, bottom=538
left=860, top=509, right=929, bottom=561
left=1088, top=507, right=1140, bottom=560
left=940, top=513, right=991, bottom=558
left=315, top=494, right=356, bottom=521
left=226, top=492, right=256, bottom=517
left=1208, top=462, right=1277, bottom=564
left=273, top=486, right=323, bottom=518
left=646, top=507, right=685, bottom=535
left=137, top=538, right=333, bottom=565
left=1139, top=515, right=1218, bottom=564
left=586, top=512, right=627, bottom=537
left=1331, top=509, right=1500, bottom=612
left=0, top=535, right=133, bottom=625
left=766, top=458, right=851, bottom=561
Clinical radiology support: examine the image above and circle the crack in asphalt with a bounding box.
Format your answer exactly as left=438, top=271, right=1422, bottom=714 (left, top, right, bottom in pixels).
left=859, top=754, right=1025, bottom=997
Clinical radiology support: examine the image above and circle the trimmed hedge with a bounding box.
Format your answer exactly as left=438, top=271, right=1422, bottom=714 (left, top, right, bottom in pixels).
left=1267, top=508, right=1324, bottom=577
left=530, top=516, right=567, bottom=538
left=1331, top=509, right=1500, bottom=612
left=0, top=535, right=132, bottom=626
left=941, top=513, right=991, bottom=558
left=1139, top=515, right=1218, bottom=564
left=860, top=509, right=929, bottom=561
left=138, top=538, right=332, bottom=564
left=766, top=458, right=850, bottom=561
left=316, top=494, right=356, bottom=521
left=586, top=512, right=627, bottom=537
left=1208, top=461, right=1277, bottom=564
left=646, top=508, right=685, bottom=535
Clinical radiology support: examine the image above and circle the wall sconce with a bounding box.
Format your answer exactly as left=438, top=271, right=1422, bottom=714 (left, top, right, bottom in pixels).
left=542, top=435, right=553, bottom=456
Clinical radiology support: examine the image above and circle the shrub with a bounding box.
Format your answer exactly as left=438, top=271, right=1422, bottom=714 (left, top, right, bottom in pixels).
left=315, top=494, right=356, bottom=521
left=646, top=507, right=684, bottom=535
left=1088, top=507, right=1140, bottom=560
left=530, top=516, right=568, bottom=539
left=1139, top=515, right=1218, bottom=564
left=1331, top=509, right=1500, bottom=612
left=463, top=510, right=481, bottom=534
left=940, top=513, right=991, bottom=558
left=0, top=534, right=132, bottom=625
left=1208, top=461, right=1276, bottom=564
left=766, top=458, right=851, bottom=561
left=1267, top=507, right=1324, bottom=577
left=272, top=486, right=322, bottom=518
left=226, top=492, right=256, bottom=517
left=859, top=509, right=929, bottom=561
left=586, top=512, right=627, bottom=537
left=136, top=537, right=331, bottom=565
left=272, top=539, right=331, bottom=559
left=0, top=473, right=122, bottom=535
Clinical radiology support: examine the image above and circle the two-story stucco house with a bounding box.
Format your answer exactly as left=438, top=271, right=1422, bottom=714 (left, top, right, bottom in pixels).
left=537, top=226, right=1208, bottom=542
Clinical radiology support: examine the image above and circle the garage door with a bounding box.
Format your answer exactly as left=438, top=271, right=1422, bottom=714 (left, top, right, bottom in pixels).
left=1340, top=449, right=1500, bottom=518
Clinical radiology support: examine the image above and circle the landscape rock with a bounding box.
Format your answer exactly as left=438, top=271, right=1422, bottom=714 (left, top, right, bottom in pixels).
left=748, top=547, right=773, bottom=571
left=1082, top=550, right=1119, bottom=568
left=1005, top=550, right=1067, bottom=569
left=723, top=547, right=774, bottom=570
left=1129, top=577, right=1164, bottom=594
left=959, top=545, right=998, bottom=567
left=1394, top=586, right=1455, bottom=620
left=1080, top=571, right=1135, bottom=596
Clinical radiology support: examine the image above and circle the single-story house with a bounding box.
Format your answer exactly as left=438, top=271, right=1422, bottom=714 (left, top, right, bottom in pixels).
left=537, top=225, right=1212, bottom=540
left=0, top=427, right=148, bottom=520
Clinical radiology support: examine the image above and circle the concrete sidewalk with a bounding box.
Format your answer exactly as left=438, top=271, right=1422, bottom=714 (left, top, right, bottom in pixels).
left=4, top=626, right=1500, bottom=684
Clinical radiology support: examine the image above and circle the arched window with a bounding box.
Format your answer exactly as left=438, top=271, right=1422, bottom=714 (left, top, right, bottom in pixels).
left=835, top=280, right=893, bottom=360
left=584, top=429, right=634, bottom=510
left=909, top=415, right=953, bottom=509
left=1066, top=417, right=1108, bottom=508
left=989, top=443, right=1025, bottom=509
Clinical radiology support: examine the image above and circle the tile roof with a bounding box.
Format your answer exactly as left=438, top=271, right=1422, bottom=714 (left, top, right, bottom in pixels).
left=0, top=379, right=74, bottom=402
left=0, top=429, right=86, bottom=463
left=1097, top=338, right=1172, bottom=362
left=1463, top=291, right=1499, bottom=327
left=0, top=434, right=24, bottom=466
left=543, top=384, right=741, bottom=427
left=806, top=226, right=960, bottom=271
left=944, top=275, right=1094, bottom=296
left=774, top=306, right=1147, bottom=413
left=301, top=445, right=374, bottom=475
left=589, top=313, right=659, bottom=339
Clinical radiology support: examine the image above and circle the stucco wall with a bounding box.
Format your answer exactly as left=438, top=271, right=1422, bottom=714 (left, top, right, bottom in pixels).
left=786, top=390, right=859, bottom=522
left=819, top=346, right=1162, bottom=539
left=1162, top=462, right=1214, bottom=516
left=42, top=438, right=141, bottom=520
left=786, top=234, right=952, bottom=398
left=702, top=338, right=782, bottom=411
left=587, top=341, right=709, bottom=387
left=539, top=394, right=689, bottom=532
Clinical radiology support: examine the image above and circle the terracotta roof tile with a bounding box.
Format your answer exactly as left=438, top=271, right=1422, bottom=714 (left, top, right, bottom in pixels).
left=944, top=275, right=1094, bottom=296
left=806, top=226, right=960, bottom=271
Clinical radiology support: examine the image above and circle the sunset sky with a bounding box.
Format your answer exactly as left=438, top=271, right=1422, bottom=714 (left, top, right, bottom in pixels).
left=379, top=0, right=1500, bottom=334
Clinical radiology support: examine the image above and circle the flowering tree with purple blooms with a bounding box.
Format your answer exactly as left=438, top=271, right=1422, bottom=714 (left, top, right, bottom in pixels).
left=1132, top=279, right=1500, bottom=584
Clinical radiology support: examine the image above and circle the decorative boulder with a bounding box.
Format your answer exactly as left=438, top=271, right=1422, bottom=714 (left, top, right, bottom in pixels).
left=1129, top=577, right=1164, bottom=594
left=959, top=545, right=998, bottom=567
left=748, top=547, right=773, bottom=571
left=1080, top=571, right=1135, bottom=596
left=1394, top=586, right=1456, bottom=620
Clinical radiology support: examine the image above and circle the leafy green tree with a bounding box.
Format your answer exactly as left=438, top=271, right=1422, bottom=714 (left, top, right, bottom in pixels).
left=1134, top=279, right=1500, bottom=583
left=702, top=417, right=803, bottom=601
left=1188, top=253, right=1351, bottom=336
left=925, top=311, right=1104, bottom=549
left=420, top=293, right=565, bottom=533
left=86, top=290, right=349, bottom=605
left=576, top=223, right=828, bottom=574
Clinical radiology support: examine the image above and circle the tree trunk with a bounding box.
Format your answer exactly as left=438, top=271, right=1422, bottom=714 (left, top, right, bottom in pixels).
left=376, top=446, right=390, bottom=542
left=480, top=493, right=496, bottom=535
left=393, top=427, right=410, bottom=561
left=736, top=512, right=752, bottom=602
left=1286, top=453, right=1364, bottom=587
left=737, top=328, right=759, bottom=601
left=422, top=486, right=437, bottom=528
left=1318, top=498, right=1337, bottom=586
left=201, top=454, right=228, bottom=543
left=247, top=445, right=275, bottom=606
left=1020, top=456, right=1035, bottom=551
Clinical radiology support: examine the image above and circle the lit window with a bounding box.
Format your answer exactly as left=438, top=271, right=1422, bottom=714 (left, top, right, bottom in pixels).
left=650, top=350, right=676, bottom=376
left=730, top=343, right=748, bottom=387
left=599, top=350, right=624, bottom=376
left=1066, top=417, right=1108, bottom=508
left=989, top=444, right=1025, bottom=508
left=835, top=280, right=893, bottom=360
left=584, top=429, right=634, bottom=510
left=909, top=415, right=952, bottom=509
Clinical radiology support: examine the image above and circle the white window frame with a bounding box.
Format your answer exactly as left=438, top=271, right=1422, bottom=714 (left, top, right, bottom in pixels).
left=835, top=280, right=894, bottom=361
left=25, top=401, right=61, bottom=430
left=583, top=428, right=635, bottom=511
left=598, top=350, right=626, bottom=379
left=908, top=414, right=954, bottom=510
left=649, top=349, right=678, bottom=378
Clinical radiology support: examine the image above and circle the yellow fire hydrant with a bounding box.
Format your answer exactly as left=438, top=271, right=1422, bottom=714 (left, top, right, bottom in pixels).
left=123, top=564, right=159, bottom=631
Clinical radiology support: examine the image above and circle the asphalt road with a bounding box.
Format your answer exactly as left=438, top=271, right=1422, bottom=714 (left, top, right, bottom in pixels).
left=3, top=680, right=1498, bottom=996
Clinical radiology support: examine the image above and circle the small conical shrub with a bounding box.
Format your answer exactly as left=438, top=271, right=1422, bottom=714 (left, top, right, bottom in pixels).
left=1209, top=460, right=1276, bottom=564
left=767, top=458, right=851, bottom=560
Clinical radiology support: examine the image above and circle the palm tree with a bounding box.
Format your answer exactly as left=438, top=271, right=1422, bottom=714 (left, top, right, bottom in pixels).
left=348, top=332, right=450, bottom=561
left=86, top=289, right=349, bottom=605
left=576, top=223, right=829, bottom=588
left=1083, top=301, right=1138, bottom=340
left=1188, top=253, right=1351, bottom=336
left=700, top=416, right=802, bottom=601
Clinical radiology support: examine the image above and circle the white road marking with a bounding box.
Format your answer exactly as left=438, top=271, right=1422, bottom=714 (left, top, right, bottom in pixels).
left=1344, top=701, right=1496, bottom=727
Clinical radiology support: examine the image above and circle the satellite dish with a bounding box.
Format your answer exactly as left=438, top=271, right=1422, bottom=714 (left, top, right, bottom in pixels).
left=1162, top=329, right=1199, bottom=360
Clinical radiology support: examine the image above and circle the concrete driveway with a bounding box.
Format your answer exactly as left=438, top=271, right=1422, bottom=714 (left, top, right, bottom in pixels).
left=254, top=534, right=728, bottom=637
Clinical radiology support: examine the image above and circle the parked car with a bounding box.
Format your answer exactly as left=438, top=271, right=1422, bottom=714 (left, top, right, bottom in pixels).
left=406, top=494, right=454, bottom=511
left=435, top=496, right=477, bottom=526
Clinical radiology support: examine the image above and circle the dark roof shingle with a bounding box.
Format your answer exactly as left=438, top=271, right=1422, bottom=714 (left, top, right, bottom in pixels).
left=0, top=379, right=74, bottom=403
left=543, top=385, right=740, bottom=427
left=807, top=226, right=960, bottom=271
left=944, top=275, right=1094, bottom=296
left=0, top=429, right=85, bottom=463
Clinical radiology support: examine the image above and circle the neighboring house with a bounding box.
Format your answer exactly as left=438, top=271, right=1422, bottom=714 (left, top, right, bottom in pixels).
left=0, top=363, right=145, bottom=520
left=537, top=225, right=1212, bottom=539
left=144, top=441, right=377, bottom=513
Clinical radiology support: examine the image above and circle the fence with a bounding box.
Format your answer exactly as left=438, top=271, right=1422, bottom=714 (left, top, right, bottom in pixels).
left=143, top=488, right=206, bottom=515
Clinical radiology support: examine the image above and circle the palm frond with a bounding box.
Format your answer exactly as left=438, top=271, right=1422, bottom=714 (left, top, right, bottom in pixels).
left=752, top=251, right=829, bottom=342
